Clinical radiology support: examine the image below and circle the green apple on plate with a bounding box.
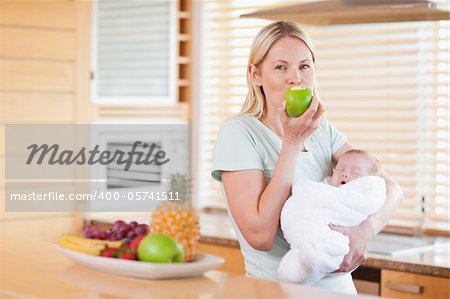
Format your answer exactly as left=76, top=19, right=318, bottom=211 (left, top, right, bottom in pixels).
left=285, top=86, right=313, bottom=118
left=137, top=233, right=184, bottom=263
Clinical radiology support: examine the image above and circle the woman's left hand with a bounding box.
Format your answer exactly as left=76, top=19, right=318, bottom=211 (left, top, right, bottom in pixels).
left=329, top=219, right=376, bottom=272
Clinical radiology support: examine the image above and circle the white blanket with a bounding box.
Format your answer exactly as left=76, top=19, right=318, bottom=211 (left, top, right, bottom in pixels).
left=278, top=176, right=386, bottom=285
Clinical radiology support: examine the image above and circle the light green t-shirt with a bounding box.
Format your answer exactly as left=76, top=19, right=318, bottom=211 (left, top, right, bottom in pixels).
left=211, top=115, right=352, bottom=288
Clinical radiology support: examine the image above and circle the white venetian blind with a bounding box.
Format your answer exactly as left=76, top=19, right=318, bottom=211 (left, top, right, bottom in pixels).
left=92, top=0, right=176, bottom=104
left=198, top=1, right=449, bottom=234
left=308, top=21, right=449, bottom=233
left=422, top=20, right=449, bottom=233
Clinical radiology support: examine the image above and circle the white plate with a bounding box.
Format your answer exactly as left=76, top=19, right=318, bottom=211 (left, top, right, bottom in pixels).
left=57, top=245, right=224, bottom=279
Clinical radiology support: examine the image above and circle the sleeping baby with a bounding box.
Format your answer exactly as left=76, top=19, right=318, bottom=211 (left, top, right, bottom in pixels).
left=278, top=149, right=386, bottom=285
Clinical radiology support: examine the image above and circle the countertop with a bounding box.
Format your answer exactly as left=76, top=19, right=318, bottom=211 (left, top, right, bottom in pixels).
left=199, top=211, right=450, bottom=279
left=0, top=237, right=378, bottom=299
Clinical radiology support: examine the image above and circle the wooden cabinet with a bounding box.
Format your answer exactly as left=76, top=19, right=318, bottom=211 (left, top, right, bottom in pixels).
left=199, top=242, right=245, bottom=275
left=381, top=269, right=450, bottom=299
left=92, top=0, right=190, bottom=121
left=177, top=0, right=192, bottom=105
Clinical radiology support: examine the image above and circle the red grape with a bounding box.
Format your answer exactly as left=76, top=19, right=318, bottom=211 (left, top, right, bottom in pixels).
left=134, top=224, right=147, bottom=236
left=99, top=231, right=108, bottom=240
left=82, top=220, right=146, bottom=241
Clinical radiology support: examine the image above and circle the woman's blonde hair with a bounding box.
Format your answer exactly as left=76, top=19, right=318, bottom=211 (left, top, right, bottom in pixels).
left=240, top=21, right=315, bottom=118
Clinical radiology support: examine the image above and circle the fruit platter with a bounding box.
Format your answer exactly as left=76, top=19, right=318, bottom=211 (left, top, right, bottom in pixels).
left=58, top=219, right=224, bottom=279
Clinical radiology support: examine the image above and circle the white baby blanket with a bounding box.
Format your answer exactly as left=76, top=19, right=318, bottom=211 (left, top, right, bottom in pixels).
left=278, top=176, right=386, bottom=285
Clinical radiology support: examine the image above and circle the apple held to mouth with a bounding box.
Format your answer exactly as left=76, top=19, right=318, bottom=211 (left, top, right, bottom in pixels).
left=285, top=87, right=313, bottom=118
left=137, top=233, right=184, bottom=263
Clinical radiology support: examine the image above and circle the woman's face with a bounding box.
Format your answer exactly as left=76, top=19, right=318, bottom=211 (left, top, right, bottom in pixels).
left=252, top=36, right=316, bottom=111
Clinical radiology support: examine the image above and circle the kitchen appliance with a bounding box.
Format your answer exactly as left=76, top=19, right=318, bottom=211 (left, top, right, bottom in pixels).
left=87, top=122, right=189, bottom=212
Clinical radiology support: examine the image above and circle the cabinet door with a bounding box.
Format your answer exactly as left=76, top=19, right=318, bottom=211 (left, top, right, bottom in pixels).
left=381, top=269, right=450, bottom=299
left=92, top=1, right=177, bottom=105
left=199, top=242, right=245, bottom=275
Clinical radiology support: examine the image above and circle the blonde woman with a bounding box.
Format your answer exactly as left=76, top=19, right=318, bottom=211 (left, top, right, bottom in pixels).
left=211, top=21, right=402, bottom=294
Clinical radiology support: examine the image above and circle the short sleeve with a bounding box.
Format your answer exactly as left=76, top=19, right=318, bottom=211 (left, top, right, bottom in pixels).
left=321, top=116, right=348, bottom=154
left=211, top=117, right=263, bottom=182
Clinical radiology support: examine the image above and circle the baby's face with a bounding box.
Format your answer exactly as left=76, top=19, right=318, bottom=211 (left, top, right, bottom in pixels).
left=330, top=153, right=372, bottom=187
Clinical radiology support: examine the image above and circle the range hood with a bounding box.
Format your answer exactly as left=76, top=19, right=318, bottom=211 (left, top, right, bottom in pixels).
left=241, top=0, right=450, bottom=25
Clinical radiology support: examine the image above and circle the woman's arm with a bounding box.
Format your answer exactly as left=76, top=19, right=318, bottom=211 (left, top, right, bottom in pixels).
left=222, top=97, right=324, bottom=251
left=331, top=143, right=403, bottom=272
left=222, top=141, right=300, bottom=251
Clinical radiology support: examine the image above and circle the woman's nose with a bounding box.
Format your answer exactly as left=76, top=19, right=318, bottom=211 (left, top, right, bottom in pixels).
left=288, top=69, right=302, bottom=86
left=341, top=172, right=348, bottom=178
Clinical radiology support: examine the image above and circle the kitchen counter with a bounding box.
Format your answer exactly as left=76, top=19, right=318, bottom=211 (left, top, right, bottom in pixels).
left=363, top=247, right=449, bottom=278
left=199, top=211, right=450, bottom=279
left=0, top=236, right=378, bottom=299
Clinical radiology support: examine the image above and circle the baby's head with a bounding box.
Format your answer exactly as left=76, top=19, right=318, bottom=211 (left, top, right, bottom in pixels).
left=330, top=149, right=381, bottom=187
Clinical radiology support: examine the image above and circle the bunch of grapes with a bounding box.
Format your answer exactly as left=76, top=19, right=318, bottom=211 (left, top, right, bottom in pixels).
left=83, top=220, right=148, bottom=243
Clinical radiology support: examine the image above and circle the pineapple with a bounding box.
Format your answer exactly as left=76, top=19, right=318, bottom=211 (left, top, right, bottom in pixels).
left=149, top=173, right=200, bottom=262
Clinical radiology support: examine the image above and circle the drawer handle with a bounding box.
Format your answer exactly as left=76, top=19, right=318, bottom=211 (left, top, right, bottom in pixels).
left=385, top=281, right=424, bottom=294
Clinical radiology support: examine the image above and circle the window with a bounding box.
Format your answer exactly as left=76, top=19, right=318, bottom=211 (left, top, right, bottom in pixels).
left=91, top=0, right=177, bottom=105
left=197, top=1, right=449, bottom=234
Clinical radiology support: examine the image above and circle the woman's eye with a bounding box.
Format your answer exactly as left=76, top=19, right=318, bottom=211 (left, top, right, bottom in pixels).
left=299, top=64, right=311, bottom=71
left=352, top=172, right=361, bottom=176
left=275, top=65, right=286, bottom=70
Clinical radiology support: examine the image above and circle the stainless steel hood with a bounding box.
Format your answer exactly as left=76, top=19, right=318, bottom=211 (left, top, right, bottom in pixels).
left=241, top=0, right=450, bottom=25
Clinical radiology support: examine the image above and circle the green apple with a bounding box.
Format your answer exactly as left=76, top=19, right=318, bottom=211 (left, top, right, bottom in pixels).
left=137, top=233, right=184, bottom=263
left=285, top=86, right=313, bottom=118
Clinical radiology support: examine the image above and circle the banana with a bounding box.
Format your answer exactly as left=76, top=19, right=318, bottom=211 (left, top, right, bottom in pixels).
left=59, top=233, right=122, bottom=256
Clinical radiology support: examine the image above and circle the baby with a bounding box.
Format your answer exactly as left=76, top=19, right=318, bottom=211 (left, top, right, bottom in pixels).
left=279, top=149, right=386, bottom=285
left=326, top=149, right=382, bottom=186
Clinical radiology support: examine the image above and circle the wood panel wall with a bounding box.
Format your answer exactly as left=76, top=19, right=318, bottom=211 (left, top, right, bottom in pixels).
left=0, top=1, right=80, bottom=124
left=0, top=0, right=91, bottom=237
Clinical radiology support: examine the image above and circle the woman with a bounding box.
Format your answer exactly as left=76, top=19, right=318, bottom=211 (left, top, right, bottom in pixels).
left=211, top=21, right=402, bottom=294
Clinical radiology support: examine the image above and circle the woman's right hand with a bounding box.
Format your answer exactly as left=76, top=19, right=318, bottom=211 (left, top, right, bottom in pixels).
left=279, top=93, right=325, bottom=146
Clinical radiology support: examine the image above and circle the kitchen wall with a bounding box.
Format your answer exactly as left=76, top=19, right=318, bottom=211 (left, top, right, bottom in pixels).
left=0, top=1, right=91, bottom=239
left=0, top=0, right=192, bottom=240
left=0, top=1, right=89, bottom=125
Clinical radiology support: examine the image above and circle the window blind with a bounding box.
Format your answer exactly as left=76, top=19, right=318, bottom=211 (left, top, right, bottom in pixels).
left=422, top=20, right=449, bottom=233
left=308, top=21, right=449, bottom=232
left=197, top=1, right=449, bottom=234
